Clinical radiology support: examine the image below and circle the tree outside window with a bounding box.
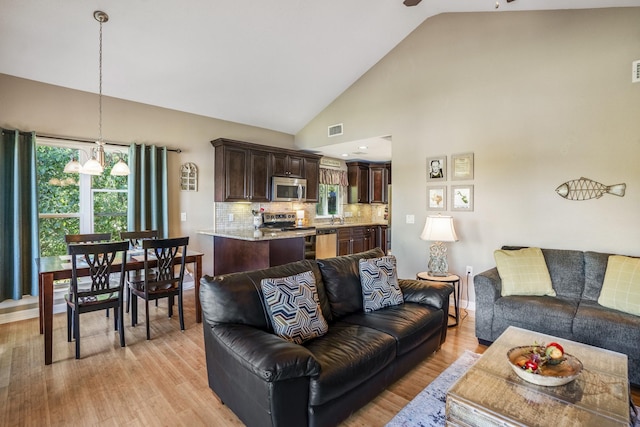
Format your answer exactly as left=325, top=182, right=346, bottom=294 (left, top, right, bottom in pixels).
left=36, top=144, right=128, bottom=256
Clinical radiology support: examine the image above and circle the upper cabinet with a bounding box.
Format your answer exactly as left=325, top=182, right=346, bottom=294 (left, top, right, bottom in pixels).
left=347, top=162, right=370, bottom=204
left=303, top=157, right=320, bottom=203
left=271, top=153, right=304, bottom=178
left=347, top=161, right=390, bottom=204
left=213, top=140, right=270, bottom=202
left=212, top=138, right=320, bottom=203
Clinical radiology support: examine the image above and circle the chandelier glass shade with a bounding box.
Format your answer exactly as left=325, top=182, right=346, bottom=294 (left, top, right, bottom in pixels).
left=63, top=10, right=129, bottom=177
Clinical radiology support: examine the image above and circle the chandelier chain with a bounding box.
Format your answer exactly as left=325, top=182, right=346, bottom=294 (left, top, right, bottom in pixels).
left=98, top=15, right=103, bottom=144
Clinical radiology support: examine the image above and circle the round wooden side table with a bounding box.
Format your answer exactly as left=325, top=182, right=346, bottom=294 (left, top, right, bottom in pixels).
left=416, top=272, right=460, bottom=327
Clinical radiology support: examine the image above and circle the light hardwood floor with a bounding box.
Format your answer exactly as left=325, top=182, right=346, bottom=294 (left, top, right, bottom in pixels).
left=0, top=290, right=637, bottom=426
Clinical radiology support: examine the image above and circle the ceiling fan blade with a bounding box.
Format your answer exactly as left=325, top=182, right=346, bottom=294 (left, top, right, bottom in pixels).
left=403, top=0, right=422, bottom=6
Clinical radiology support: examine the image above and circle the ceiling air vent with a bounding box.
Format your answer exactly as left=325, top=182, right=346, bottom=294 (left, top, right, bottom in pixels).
left=328, top=123, right=343, bottom=137
left=633, top=60, right=640, bottom=83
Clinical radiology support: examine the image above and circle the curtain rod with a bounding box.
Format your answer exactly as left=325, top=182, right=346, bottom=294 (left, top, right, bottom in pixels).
left=36, top=132, right=182, bottom=153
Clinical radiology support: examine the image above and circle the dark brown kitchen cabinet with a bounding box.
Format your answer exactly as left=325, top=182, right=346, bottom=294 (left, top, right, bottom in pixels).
left=212, top=138, right=321, bottom=203
left=347, top=162, right=370, bottom=204
left=369, top=165, right=388, bottom=204
left=337, top=225, right=379, bottom=256
left=271, top=153, right=304, bottom=178
left=304, top=157, right=320, bottom=202
left=213, top=139, right=270, bottom=202
left=377, top=225, right=388, bottom=254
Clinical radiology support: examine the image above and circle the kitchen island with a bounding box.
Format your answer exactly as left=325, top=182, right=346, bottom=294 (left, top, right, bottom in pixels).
left=199, top=228, right=316, bottom=276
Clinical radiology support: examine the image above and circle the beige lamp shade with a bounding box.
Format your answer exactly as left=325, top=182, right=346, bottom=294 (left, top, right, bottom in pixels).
left=420, top=215, right=459, bottom=242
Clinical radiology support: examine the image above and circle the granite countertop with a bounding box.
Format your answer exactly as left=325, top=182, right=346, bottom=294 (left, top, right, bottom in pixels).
left=198, top=222, right=388, bottom=242
left=198, top=228, right=316, bottom=241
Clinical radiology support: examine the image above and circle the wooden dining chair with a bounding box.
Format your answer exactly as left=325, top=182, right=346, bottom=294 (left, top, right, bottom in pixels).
left=129, top=236, right=189, bottom=340
left=65, top=232, right=113, bottom=317
left=65, top=232, right=112, bottom=247
left=120, top=230, right=159, bottom=313
left=66, top=241, right=128, bottom=359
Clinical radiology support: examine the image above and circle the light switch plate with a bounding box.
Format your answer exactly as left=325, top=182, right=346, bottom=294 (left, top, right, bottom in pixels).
left=406, top=214, right=415, bottom=224
left=180, top=212, right=187, bottom=222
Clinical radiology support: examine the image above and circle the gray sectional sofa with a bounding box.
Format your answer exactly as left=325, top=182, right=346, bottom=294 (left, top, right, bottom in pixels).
left=475, top=247, right=640, bottom=386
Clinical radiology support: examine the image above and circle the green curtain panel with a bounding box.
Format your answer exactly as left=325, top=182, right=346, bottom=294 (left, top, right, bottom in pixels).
left=0, top=128, right=40, bottom=301
left=127, top=143, right=169, bottom=238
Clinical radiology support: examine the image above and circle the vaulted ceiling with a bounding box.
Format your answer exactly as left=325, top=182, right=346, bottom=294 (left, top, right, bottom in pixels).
left=2, top=0, right=639, bottom=135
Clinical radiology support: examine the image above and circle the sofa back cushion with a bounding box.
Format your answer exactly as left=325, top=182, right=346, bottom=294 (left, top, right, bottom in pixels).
left=199, top=259, right=332, bottom=330
left=583, top=251, right=611, bottom=301
left=317, top=248, right=385, bottom=318
left=540, top=249, right=585, bottom=299
left=500, top=246, right=585, bottom=299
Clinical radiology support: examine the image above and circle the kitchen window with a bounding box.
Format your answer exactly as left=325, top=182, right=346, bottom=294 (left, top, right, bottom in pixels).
left=316, top=167, right=348, bottom=218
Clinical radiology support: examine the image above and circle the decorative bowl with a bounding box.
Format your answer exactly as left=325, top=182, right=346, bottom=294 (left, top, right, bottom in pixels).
left=507, top=346, right=583, bottom=386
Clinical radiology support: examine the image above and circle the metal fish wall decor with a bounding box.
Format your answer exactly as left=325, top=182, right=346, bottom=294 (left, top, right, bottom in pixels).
left=555, top=177, right=626, bottom=201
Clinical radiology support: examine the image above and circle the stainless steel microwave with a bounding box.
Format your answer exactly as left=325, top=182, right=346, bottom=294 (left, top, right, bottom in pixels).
left=271, top=177, right=307, bottom=202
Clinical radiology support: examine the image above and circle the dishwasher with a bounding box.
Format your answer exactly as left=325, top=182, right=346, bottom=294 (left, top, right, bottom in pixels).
left=315, top=228, right=337, bottom=259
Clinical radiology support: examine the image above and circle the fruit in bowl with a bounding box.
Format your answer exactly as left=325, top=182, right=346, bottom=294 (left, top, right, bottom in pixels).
left=545, top=342, right=564, bottom=364
left=507, top=343, right=582, bottom=386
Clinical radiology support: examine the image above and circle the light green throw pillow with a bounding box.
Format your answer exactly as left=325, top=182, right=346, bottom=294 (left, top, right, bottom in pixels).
left=494, top=247, right=556, bottom=297
left=598, top=255, right=640, bottom=316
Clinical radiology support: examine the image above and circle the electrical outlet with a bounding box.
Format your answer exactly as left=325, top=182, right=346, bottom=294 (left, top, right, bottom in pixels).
left=466, top=265, right=473, bottom=276
left=180, top=212, right=187, bottom=222
left=406, top=214, right=415, bottom=224
left=228, top=213, right=234, bottom=222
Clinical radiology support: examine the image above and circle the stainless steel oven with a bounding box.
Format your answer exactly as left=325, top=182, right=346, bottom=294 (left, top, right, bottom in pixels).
left=271, top=177, right=307, bottom=202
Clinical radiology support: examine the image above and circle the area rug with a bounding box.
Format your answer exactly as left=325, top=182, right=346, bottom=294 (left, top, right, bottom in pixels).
left=386, top=350, right=481, bottom=427
left=386, top=351, right=640, bottom=427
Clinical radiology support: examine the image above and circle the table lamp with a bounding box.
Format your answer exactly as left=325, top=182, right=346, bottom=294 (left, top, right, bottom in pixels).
left=420, top=214, right=459, bottom=276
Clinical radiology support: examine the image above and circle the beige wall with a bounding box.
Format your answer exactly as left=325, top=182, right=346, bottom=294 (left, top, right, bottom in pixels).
left=0, top=73, right=295, bottom=276
left=296, top=8, right=640, bottom=306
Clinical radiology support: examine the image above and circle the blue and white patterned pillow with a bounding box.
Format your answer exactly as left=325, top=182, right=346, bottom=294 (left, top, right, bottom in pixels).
left=359, top=256, right=404, bottom=312
left=261, top=270, right=328, bottom=344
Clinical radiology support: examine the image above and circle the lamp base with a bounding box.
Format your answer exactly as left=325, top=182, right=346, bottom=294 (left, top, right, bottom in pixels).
left=427, top=241, right=449, bottom=277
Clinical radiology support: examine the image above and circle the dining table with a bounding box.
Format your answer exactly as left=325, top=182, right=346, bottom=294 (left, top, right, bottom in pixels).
left=37, top=249, right=204, bottom=365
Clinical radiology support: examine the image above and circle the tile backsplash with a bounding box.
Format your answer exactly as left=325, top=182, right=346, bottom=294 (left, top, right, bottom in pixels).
left=214, top=202, right=388, bottom=231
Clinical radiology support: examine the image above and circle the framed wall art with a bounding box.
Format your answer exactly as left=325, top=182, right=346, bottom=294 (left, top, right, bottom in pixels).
left=452, top=185, right=474, bottom=212
left=427, top=185, right=447, bottom=211
left=451, top=152, right=474, bottom=180
left=427, top=156, right=446, bottom=181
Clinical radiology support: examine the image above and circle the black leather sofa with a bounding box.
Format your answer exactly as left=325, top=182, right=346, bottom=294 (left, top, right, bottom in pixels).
left=199, top=248, right=453, bottom=427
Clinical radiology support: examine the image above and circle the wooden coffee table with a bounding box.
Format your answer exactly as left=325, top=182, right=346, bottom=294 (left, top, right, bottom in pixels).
left=446, top=326, right=630, bottom=426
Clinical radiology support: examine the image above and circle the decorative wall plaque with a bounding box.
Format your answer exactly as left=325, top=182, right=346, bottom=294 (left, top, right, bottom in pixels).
left=180, top=162, right=198, bottom=192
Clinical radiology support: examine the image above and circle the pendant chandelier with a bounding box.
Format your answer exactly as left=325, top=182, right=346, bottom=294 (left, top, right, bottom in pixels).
left=64, top=11, right=130, bottom=176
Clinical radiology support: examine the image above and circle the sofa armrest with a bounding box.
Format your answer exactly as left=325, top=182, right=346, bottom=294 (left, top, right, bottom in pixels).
left=211, top=323, right=320, bottom=382
left=474, top=267, right=502, bottom=342
left=399, top=279, right=453, bottom=310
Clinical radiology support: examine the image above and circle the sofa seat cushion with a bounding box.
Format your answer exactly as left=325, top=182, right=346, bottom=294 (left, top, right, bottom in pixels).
left=341, top=302, right=443, bottom=356
left=493, top=296, right=578, bottom=338
left=306, top=322, right=396, bottom=406
left=573, top=300, right=640, bottom=358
